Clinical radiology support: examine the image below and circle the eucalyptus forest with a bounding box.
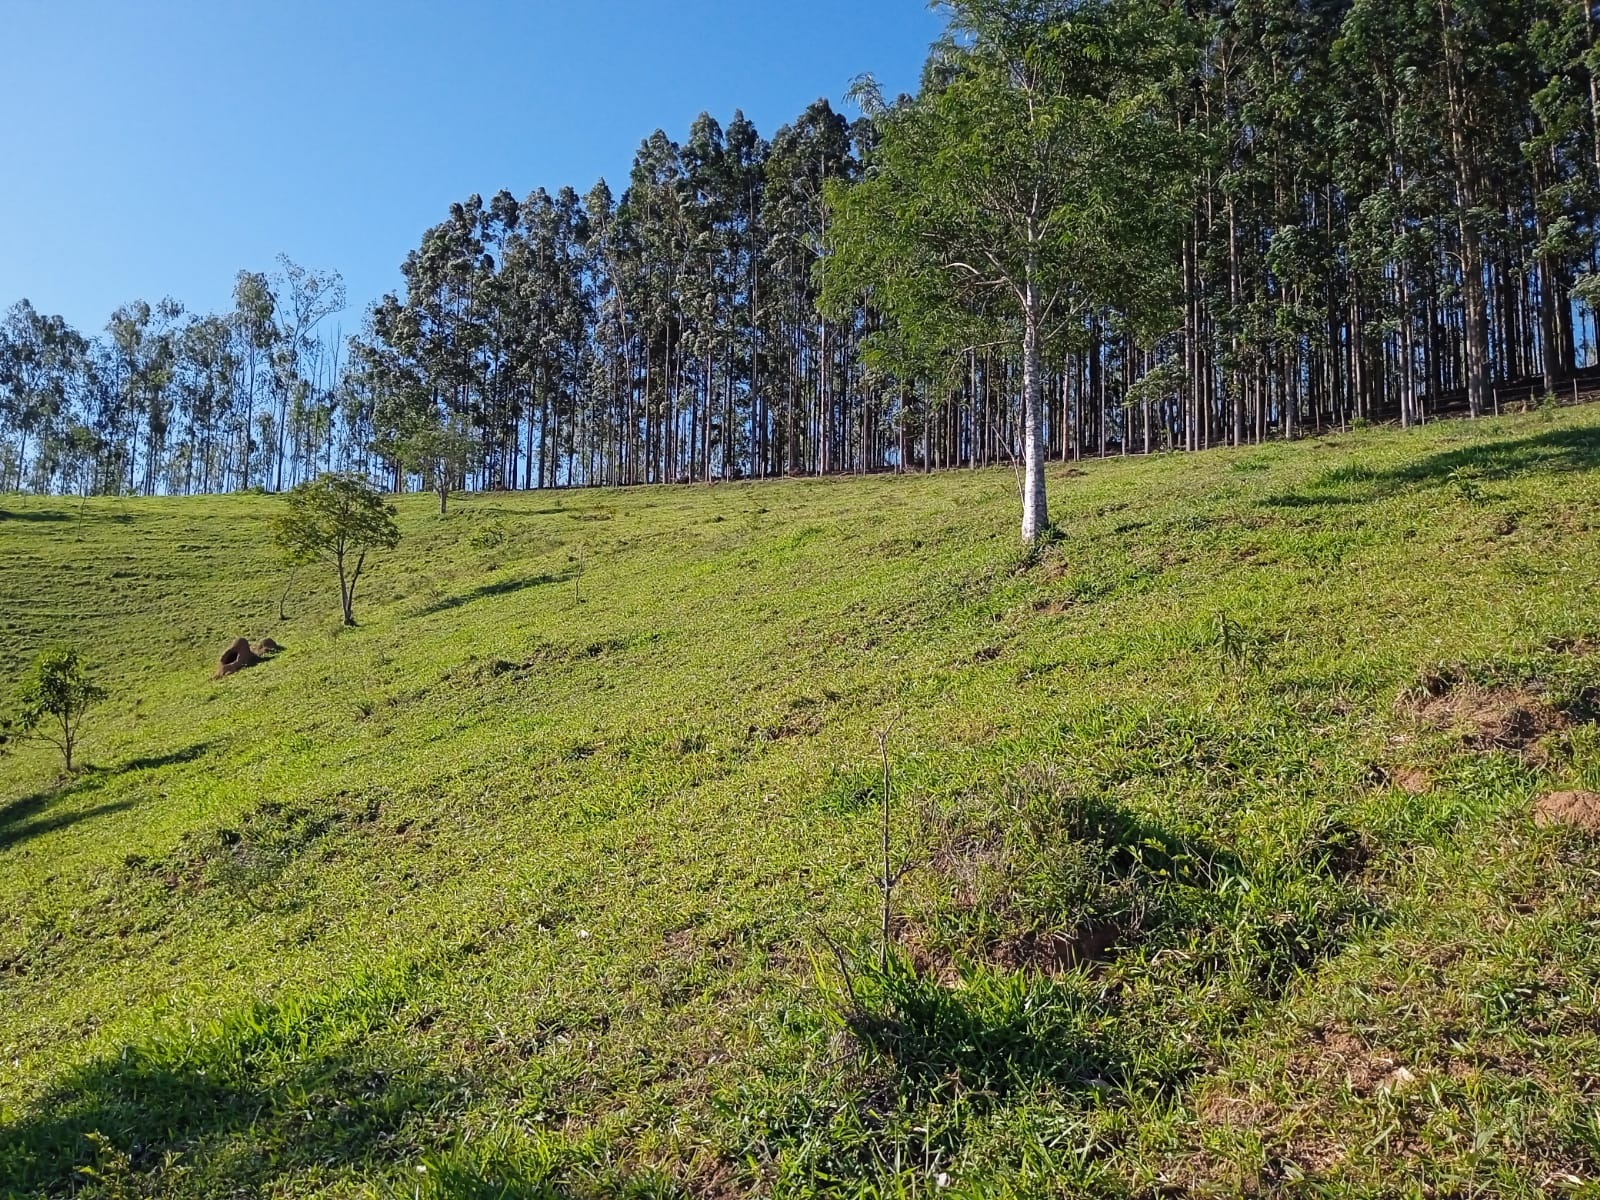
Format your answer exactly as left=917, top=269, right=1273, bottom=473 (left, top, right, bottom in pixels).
left=6, top=0, right=1600, bottom=533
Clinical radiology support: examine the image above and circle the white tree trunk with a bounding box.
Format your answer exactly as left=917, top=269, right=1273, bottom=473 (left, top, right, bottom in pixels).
left=1020, top=276, right=1049, bottom=543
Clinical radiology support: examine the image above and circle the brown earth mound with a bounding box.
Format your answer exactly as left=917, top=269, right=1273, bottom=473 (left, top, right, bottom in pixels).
left=215, top=638, right=262, bottom=679
left=255, top=638, right=283, bottom=655
left=1403, top=676, right=1566, bottom=755
left=1533, top=791, right=1600, bottom=832
left=1370, top=764, right=1433, bottom=794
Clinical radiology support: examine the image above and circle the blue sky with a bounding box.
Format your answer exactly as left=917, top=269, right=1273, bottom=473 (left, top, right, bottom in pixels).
left=0, top=1, right=942, bottom=336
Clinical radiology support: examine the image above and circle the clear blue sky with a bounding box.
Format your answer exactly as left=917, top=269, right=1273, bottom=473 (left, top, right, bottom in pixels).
left=0, top=1, right=942, bottom=336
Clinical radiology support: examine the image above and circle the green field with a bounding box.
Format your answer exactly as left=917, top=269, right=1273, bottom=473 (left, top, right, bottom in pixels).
left=4, top=409, right=1600, bottom=1198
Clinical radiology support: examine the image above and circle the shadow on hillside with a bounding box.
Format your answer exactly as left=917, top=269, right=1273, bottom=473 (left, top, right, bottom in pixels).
left=0, top=744, right=209, bottom=853
left=417, top=572, right=570, bottom=616
left=1259, top=425, right=1600, bottom=509
left=837, top=781, right=1378, bottom=1115
left=106, top=742, right=213, bottom=775
left=0, top=1033, right=455, bottom=1193
left=0, top=798, right=136, bottom=853
left=0, top=983, right=630, bottom=1198
left=0, top=508, right=71, bottom=523
left=844, top=957, right=1139, bottom=1104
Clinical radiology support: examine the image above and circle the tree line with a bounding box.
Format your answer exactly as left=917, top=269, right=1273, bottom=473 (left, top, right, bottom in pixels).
left=4, top=0, right=1600, bottom=534
left=0, top=262, right=348, bottom=498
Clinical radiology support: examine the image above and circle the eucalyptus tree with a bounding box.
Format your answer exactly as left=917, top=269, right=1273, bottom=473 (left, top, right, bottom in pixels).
left=106, top=298, right=183, bottom=496
left=172, top=313, right=238, bottom=493
left=0, top=302, right=87, bottom=492
left=510, top=186, right=591, bottom=487
left=269, top=257, right=346, bottom=491
left=583, top=178, right=637, bottom=484
left=827, top=0, right=1189, bottom=541
left=625, top=130, right=693, bottom=483
left=232, top=270, right=277, bottom=488
left=682, top=112, right=732, bottom=482
left=724, top=112, right=769, bottom=477
left=763, top=100, right=856, bottom=476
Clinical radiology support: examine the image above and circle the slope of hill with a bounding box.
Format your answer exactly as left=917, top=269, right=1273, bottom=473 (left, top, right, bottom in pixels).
left=4, top=409, right=1600, bottom=1198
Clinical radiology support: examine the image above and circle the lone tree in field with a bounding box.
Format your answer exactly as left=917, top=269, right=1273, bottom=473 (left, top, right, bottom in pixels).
left=401, top=419, right=478, bottom=516
left=4, top=645, right=106, bottom=773
left=825, top=0, right=1188, bottom=542
left=273, top=473, right=400, bottom=626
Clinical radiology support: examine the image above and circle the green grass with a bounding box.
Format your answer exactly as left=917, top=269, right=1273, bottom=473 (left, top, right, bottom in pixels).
left=4, top=409, right=1600, bottom=1197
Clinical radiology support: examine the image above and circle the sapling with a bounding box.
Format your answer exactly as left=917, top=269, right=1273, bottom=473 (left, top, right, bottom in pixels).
left=6, top=645, right=106, bottom=773
left=874, top=716, right=915, bottom=970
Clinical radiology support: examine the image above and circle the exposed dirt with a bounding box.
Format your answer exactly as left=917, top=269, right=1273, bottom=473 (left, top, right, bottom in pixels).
left=892, top=911, right=1120, bottom=984
left=1533, top=790, right=1600, bottom=832
left=1545, top=635, right=1600, bottom=657
left=214, top=637, right=261, bottom=679
left=1370, top=764, right=1433, bottom=795
left=1292, top=1025, right=1407, bottom=1098
left=1402, top=675, right=1567, bottom=756
left=992, top=923, right=1122, bottom=974
left=1392, top=766, right=1432, bottom=794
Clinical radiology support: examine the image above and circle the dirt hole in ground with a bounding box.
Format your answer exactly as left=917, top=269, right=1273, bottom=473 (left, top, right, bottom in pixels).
left=1534, top=791, right=1600, bottom=832
left=1402, top=673, right=1567, bottom=757
left=1369, top=764, right=1433, bottom=794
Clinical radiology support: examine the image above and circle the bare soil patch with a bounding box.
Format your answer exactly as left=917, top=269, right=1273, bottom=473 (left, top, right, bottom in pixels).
left=1370, top=764, right=1433, bottom=794
left=1533, top=790, right=1600, bottom=832
left=1402, top=674, right=1567, bottom=756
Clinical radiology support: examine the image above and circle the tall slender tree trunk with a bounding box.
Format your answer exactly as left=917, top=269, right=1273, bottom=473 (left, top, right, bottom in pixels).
left=1020, top=269, right=1048, bottom=544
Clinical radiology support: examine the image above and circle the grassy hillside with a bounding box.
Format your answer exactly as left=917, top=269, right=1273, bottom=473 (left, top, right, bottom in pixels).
left=3, top=409, right=1600, bottom=1198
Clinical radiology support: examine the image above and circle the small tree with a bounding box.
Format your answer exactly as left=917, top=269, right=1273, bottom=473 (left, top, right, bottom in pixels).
left=6, top=645, right=106, bottom=772
left=273, top=473, right=400, bottom=626
left=400, top=420, right=478, bottom=516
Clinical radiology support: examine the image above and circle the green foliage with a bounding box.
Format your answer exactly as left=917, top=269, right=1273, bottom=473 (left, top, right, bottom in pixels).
left=6, top=644, right=105, bottom=772
left=400, top=420, right=479, bottom=516
left=824, top=0, right=1190, bottom=539
left=272, top=472, right=400, bottom=626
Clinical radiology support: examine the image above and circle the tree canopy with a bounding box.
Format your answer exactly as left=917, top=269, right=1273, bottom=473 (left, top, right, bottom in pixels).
left=4, top=645, right=106, bottom=773
left=825, top=0, right=1191, bottom=539
left=273, top=473, right=401, bottom=627
left=3, top=0, right=1600, bottom=502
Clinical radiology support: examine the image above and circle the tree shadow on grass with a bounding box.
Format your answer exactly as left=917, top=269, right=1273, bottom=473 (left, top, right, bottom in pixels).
left=0, top=969, right=649, bottom=1199
left=0, top=743, right=209, bottom=853
left=0, top=509, right=71, bottom=523
left=0, top=798, right=136, bottom=853
left=844, top=955, right=1137, bottom=1103
left=102, top=742, right=213, bottom=775
left=418, top=572, right=571, bottom=617
left=0, top=1024, right=451, bottom=1195
left=839, top=789, right=1379, bottom=1109
left=1259, top=425, right=1600, bottom=509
